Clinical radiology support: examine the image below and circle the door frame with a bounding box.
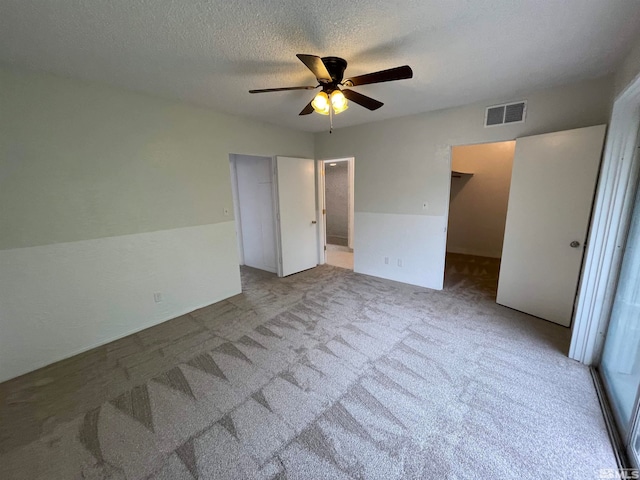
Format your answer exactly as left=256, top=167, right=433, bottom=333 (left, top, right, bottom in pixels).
left=316, top=157, right=355, bottom=264
left=569, top=73, right=640, bottom=365
left=270, top=155, right=284, bottom=277
left=229, top=154, right=245, bottom=266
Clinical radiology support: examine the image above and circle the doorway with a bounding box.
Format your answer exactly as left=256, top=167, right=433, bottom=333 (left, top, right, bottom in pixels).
left=229, top=154, right=278, bottom=274
left=320, top=158, right=354, bottom=270
left=445, top=141, right=515, bottom=296
left=230, top=154, right=319, bottom=279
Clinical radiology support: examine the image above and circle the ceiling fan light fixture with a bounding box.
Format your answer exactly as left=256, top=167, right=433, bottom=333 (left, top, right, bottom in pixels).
left=330, top=90, right=349, bottom=114
left=250, top=54, right=412, bottom=121
left=312, top=91, right=330, bottom=115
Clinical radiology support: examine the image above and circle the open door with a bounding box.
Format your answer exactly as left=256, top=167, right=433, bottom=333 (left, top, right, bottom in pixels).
left=275, top=156, right=318, bottom=276
left=497, top=125, right=606, bottom=326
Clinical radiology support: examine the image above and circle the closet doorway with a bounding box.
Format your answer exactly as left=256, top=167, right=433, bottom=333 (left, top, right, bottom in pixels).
left=319, top=158, right=354, bottom=270
left=445, top=141, right=516, bottom=296
left=229, top=154, right=278, bottom=274
left=446, top=126, right=605, bottom=328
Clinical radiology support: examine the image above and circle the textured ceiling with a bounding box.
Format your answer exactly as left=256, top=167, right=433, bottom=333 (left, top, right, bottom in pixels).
left=2, top=1, right=640, bottom=132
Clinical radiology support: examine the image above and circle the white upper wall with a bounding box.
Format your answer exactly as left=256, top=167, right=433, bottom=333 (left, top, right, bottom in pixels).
left=315, top=76, right=613, bottom=289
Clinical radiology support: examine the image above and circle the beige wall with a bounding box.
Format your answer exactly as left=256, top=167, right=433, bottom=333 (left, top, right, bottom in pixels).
left=0, top=68, right=313, bottom=250
left=316, top=76, right=613, bottom=218
left=315, top=76, right=613, bottom=288
left=447, top=141, right=515, bottom=258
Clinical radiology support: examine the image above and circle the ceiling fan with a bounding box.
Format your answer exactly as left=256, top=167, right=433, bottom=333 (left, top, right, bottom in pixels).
left=249, top=54, right=413, bottom=116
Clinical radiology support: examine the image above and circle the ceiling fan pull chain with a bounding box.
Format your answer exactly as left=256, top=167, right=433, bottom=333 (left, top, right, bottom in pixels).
left=329, top=107, right=333, bottom=134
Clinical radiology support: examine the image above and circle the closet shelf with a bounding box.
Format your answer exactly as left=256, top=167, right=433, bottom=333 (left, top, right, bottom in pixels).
left=451, top=170, right=474, bottom=178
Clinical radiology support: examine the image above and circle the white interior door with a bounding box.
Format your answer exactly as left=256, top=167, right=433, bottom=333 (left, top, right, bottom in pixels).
left=275, top=156, right=318, bottom=276
left=497, top=125, right=606, bottom=326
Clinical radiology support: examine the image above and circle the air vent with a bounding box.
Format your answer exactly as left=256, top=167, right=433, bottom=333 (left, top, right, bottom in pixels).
left=484, top=101, right=527, bottom=127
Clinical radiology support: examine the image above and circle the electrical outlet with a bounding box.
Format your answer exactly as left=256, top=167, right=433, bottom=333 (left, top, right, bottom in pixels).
left=384, top=257, right=389, bottom=265
left=153, top=292, right=162, bottom=303
left=397, top=259, right=403, bottom=267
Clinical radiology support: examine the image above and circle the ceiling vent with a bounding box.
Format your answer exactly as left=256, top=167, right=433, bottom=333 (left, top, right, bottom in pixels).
left=484, top=101, right=527, bottom=127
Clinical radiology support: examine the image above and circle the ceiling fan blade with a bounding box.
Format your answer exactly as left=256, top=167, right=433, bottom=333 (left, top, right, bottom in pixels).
left=296, top=54, right=332, bottom=83
left=342, top=89, right=384, bottom=110
left=344, top=65, right=413, bottom=87
left=249, top=86, right=317, bottom=93
left=299, top=100, right=314, bottom=116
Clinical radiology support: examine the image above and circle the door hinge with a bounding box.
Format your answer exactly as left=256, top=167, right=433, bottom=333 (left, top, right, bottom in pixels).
left=324, top=245, right=327, bottom=251
left=322, top=209, right=326, bottom=214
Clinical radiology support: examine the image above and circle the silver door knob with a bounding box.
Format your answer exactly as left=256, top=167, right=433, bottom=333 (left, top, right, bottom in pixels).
left=570, top=241, right=580, bottom=248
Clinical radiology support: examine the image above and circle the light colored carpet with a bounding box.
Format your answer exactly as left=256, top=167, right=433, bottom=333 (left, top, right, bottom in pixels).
left=0, top=254, right=616, bottom=479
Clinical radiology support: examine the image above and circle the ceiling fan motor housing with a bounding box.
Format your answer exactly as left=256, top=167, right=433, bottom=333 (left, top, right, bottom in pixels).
left=321, top=56, right=348, bottom=87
